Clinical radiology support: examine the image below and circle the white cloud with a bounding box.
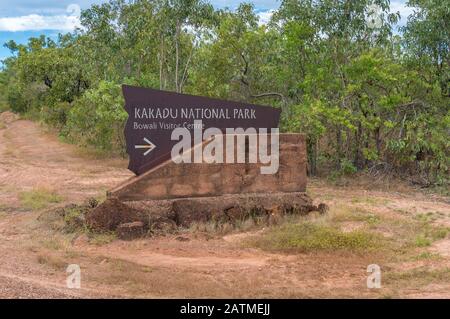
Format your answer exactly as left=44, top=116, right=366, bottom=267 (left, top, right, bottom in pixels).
left=390, top=0, right=415, bottom=26
left=390, top=1, right=414, bottom=17
left=0, top=4, right=81, bottom=32
left=258, top=9, right=274, bottom=25
left=0, top=1, right=102, bottom=17
left=0, top=13, right=81, bottom=32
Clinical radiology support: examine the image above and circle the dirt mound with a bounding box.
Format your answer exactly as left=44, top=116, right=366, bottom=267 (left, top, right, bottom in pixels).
left=0, top=111, right=19, bottom=125
left=85, top=197, right=149, bottom=232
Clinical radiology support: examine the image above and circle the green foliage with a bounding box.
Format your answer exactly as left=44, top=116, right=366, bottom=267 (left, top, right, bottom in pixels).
left=0, top=71, right=9, bottom=111
left=0, top=0, right=448, bottom=185
left=64, top=81, right=127, bottom=153
left=63, top=207, right=86, bottom=233
left=414, top=235, right=431, bottom=247
left=411, top=213, right=450, bottom=247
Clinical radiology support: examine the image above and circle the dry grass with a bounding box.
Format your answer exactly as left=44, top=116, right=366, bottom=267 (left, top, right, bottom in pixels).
left=86, top=257, right=225, bottom=297
left=331, top=205, right=381, bottom=225
left=36, top=253, right=67, bottom=270
left=242, top=194, right=449, bottom=262
left=87, top=232, right=116, bottom=245
left=411, top=251, right=442, bottom=261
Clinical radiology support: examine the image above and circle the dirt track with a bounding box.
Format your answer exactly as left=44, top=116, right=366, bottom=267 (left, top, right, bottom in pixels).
left=1, top=114, right=449, bottom=298
left=0, top=115, right=132, bottom=298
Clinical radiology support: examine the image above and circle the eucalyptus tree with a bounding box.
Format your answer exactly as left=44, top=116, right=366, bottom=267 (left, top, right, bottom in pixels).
left=78, top=1, right=122, bottom=82
left=153, top=0, right=215, bottom=92
left=188, top=3, right=287, bottom=110
left=274, top=0, right=400, bottom=172
left=402, top=0, right=449, bottom=97
left=118, top=0, right=161, bottom=86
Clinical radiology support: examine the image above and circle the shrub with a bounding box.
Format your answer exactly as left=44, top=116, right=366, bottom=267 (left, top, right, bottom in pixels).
left=64, top=81, right=127, bottom=154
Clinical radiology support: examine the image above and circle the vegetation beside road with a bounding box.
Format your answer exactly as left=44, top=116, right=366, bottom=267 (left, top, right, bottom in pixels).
left=0, top=0, right=448, bottom=189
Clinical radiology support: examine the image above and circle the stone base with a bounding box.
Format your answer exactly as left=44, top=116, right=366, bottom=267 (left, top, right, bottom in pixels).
left=117, top=221, right=145, bottom=240
left=86, top=192, right=323, bottom=233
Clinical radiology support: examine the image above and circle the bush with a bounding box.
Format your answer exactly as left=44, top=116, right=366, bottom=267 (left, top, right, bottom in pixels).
left=64, top=81, right=127, bottom=153
left=41, top=101, right=72, bottom=129
left=63, top=207, right=87, bottom=233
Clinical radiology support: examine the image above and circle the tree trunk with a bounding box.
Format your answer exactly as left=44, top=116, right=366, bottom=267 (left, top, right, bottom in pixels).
left=308, top=139, right=318, bottom=176
left=159, top=35, right=165, bottom=90
left=175, top=21, right=181, bottom=93
left=374, top=126, right=382, bottom=161
left=335, top=128, right=342, bottom=170
left=354, top=122, right=364, bottom=169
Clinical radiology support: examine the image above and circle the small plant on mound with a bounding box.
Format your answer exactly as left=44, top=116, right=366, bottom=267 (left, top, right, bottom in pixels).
left=53, top=197, right=99, bottom=233
left=63, top=206, right=88, bottom=233
left=247, top=221, right=383, bottom=253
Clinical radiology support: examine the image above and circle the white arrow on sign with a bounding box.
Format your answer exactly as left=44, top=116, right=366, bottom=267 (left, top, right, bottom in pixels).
left=135, top=137, right=156, bottom=156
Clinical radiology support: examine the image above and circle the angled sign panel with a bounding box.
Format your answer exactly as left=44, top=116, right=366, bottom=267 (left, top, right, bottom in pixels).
left=122, top=85, right=281, bottom=175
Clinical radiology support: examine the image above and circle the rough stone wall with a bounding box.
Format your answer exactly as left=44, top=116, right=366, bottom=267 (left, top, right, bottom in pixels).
left=87, top=192, right=317, bottom=232
left=109, top=134, right=306, bottom=201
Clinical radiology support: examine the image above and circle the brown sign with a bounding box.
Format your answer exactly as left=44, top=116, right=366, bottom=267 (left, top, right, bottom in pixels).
left=122, top=85, right=281, bottom=175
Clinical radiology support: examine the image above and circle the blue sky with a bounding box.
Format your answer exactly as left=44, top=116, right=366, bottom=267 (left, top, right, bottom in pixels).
left=0, top=0, right=412, bottom=64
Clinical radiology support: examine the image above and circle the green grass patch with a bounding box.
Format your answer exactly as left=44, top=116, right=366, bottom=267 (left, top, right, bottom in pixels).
left=247, top=221, right=383, bottom=253
left=385, top=267, right=450, bottom=286
left=350, top=197, right=389, bottom=205
left=63, top=207, right=87, bottom=233
left=331, top=207, right=381, bottom=226
left=427, top=226, right=450, bottom=241
left=414, top=212, right=438, bottom=223
left=18, top=188, right=64, bottom=210
left=412, top=222, right=449, bottom=248
left=370, top=211, right=450, bottom=249
left=411, top=252, right=441, bottom=261
left=414, top=235, right=432, bottom=247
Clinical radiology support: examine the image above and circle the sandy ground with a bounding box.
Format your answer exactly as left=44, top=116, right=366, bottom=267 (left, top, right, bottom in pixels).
left=0, top=114, right=449, bottom=298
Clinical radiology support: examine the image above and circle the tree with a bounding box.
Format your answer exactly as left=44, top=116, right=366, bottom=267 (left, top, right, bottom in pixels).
left=0, top=0, right=447, bottom=186
left=402, top=0, right=449, bottom=97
